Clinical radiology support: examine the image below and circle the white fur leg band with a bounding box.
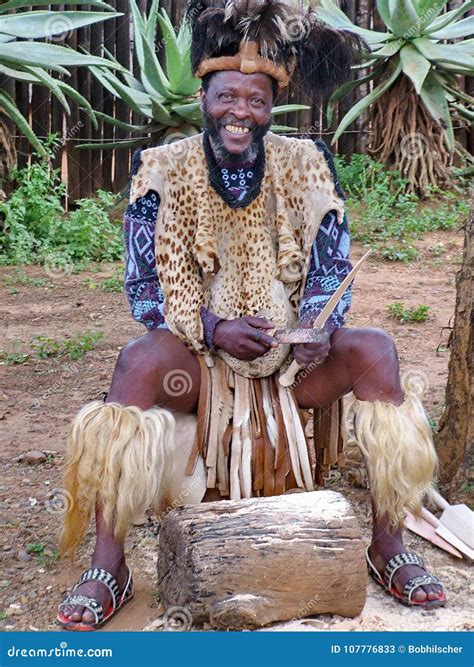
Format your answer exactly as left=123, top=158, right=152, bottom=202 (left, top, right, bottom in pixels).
left=59, top=401, right=176, bottom=558
left=344, top=385, right=437, bottom=528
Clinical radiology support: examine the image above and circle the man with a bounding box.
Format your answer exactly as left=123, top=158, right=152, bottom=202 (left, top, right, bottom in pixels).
left=57, top=1, right=444, bottom=631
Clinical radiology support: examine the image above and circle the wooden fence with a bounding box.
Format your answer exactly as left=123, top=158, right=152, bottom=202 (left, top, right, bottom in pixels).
left=7, top=1, right=473, bottom=201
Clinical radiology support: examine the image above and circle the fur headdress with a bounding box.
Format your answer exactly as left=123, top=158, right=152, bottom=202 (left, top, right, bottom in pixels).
left=186, top=0, right=364, bottom=95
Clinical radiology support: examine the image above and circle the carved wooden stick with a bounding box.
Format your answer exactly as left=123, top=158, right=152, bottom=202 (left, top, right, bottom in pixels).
left=279, top=250, right=371, bottom=387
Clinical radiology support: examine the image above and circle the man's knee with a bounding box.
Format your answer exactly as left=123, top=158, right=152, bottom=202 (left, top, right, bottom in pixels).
left=333, top=327, right=398, bottom=369
left=112, top=330, right=200, bottom=411
left=115, top=330, right=168, bottom=380
left=333, top=327, right=403, bottom=401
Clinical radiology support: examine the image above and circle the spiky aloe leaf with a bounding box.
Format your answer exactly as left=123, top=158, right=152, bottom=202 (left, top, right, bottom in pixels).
left=270, top=125, right=300, bottom=133
left=90, top=111, right=150, bottom=133
left=171, top=20, right=201, bottom=97
left=171, top=101, right=202, bottom=125
left=0, top=88, right=46, bottom=155
left=79, top=138, right=149, bottom=150
left=400, top=44, right=430, bottom=94
left=0, top=42, right=121, bottom=71
left=326, top=67, right=382, bottom=125
left=89, top=66, right=154, bottom=117
left=424, top=0, right=474, bottom=33
left=388, top=0, right=421, bottom=37
left=333, top=60, right=403, bottom=143
left=452, top=103, right=474, bottom=122
left=319, top=0, right=390, bottom=44
left=141, top=37, right=181, bottom=100
left=151, top=100, right=177, bottom=126
left=429, top=15, right=474, bottom=40
left=23, top=65, right=70, bottom=114
left=0, top=11, right=121, bottom=39
left=419, top=72, right=454, bottom=150
left=413, top=36, right=474, bottom=70
left=417, top=0, right=449, bottom=28
left=271, top=104, right=311, bottom=114
left=55, top=79, right=98, bottom=129
left=376, top=0, right=394, bottom=30
left=156, top=9, right=183, bottom=92
left=371, top=40, right=403, bottom=59
left=0, top=1, right=115, bottom=13
left=145, top=0, right=160, bottom=42
left=0, top=63, right=38, bottom=82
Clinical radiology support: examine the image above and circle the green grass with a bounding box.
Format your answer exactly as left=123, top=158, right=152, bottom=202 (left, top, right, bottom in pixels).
left=84, top=274, right=123, bottom=293
left=3, top=269, right=55, bottom=290
left=1, top=331, right=104, bottom=365
left=387, top=302, right=431, bottom=323
left=32, top=331, right=104, bottom=361
left=25, top=543, right=60, bottom=568
left=336, top=153, right=469, bottom=262
left=0, top=341, right=29, bottom=365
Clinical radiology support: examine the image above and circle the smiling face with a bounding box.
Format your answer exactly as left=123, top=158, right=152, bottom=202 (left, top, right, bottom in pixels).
left=200, top=70, right=275, bottom=164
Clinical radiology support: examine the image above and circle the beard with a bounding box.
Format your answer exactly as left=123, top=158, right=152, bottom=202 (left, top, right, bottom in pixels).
left=202, top=101, right=272, bottom=166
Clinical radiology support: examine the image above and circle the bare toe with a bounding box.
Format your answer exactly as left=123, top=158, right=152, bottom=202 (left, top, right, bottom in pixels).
left=68, top=607, right=86, bottom=622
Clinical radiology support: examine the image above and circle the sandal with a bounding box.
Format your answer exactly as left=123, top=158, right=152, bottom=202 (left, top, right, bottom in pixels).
left=57, top=566, right=134, bottom=631
left=366, top=548, right=446, bottom=609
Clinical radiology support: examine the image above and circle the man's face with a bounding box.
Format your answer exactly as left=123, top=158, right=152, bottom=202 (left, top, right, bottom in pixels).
left=200, top=71, right=274, bottom=163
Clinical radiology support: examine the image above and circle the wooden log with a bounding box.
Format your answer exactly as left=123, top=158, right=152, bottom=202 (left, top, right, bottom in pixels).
left=157, top=490, right=367, bottom=630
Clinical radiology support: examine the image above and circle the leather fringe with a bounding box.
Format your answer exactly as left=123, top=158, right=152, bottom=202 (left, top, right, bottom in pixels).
left=190, top=358, right=334, bottom=499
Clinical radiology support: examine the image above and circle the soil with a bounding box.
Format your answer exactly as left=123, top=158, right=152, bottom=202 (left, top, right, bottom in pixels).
left=0, top=230, right=472, bottom=633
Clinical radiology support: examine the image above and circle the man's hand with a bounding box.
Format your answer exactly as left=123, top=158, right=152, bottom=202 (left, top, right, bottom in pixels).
left=214, top=316, right=278, bottom=361
left=292, top=319, right=332, bottom=368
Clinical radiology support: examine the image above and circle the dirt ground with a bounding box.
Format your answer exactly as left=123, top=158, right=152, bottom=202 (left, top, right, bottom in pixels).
left=0, top=230, right=472, bottom=633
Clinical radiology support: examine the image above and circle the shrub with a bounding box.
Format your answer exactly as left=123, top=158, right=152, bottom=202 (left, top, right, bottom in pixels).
left=0, top=138, right=122, bottom=267
left=387, top=302, right=431, bottom=323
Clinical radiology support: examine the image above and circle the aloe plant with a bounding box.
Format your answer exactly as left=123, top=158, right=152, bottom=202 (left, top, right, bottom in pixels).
left=81, top=0, right=309, bottom=150
left=316, top=0, right=474, bottom=195
left=0, top=1, right=122, bottom=159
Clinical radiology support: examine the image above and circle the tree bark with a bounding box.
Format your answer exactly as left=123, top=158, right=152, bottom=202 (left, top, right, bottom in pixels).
left=435, top=206, right=473, bottom=494
left=0, top=112, right=17, bottom=201
left=157, top=490, right=367, bottom=630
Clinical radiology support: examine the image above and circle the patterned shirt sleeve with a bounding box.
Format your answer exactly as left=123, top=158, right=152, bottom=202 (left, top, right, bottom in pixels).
left=299, top=210, right=353, bottom=334
left=124, top=189, right=168, bottom=330
left=124, top=153, right=221, bottom=346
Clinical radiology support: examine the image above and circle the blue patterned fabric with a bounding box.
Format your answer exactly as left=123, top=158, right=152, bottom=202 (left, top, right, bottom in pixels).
left=299, top=210, right=352, bottom=333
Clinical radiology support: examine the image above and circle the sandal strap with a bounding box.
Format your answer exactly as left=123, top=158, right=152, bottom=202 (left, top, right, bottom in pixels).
left=58, top=594, right=104, bottom=625
left=72, top=568, right=120, bottom=613
left=120, top=567, right=134, bottom=604
left=404, top=574, right=443, bottom=604
left=384, top=552, right=424, bottom=591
